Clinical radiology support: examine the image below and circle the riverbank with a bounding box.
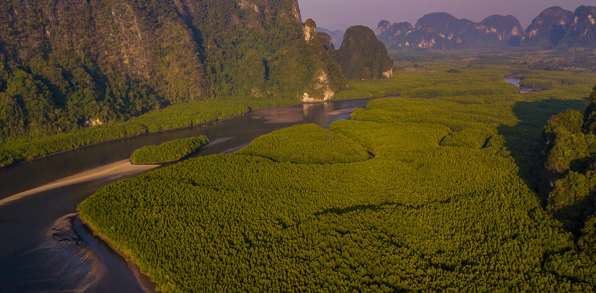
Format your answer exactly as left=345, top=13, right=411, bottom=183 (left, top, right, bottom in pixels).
left=0, top=95, right=388, bottom=170
left=0, top=97, right=298, bottom=169
left=75, top=215, right=157, bottom=293
left=0, top=160, right=158, bottom=207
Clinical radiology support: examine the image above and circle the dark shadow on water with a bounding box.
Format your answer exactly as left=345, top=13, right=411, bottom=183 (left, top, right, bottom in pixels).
left=497, top=99, right=586, bottom=195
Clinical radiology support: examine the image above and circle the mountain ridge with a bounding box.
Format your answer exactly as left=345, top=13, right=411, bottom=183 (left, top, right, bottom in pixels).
left=377, top=5, right=596, bottom=50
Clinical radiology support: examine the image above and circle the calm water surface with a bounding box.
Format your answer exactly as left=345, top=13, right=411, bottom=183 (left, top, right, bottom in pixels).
left=0, top=99, right=371, bottom=292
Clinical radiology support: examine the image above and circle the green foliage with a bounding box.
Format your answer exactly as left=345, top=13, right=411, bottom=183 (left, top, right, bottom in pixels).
left=333, top=26, right=393, bottom=80
left=541, top=84, right=596, bottom=250
left=440, top=128, right=496, bottom=149
left=583, top=85, right=596, bottom=134
left=334, top=64, right=521, bottom=100
left=0, top=55, right=165, bottom=139
left=578, top=215, right=596, bottom=257
left=547, top=171, right=596, bottom=231
left=0, top=96, right=296, bottom=168
left=0, top=0, right=344, bottom=146
left=131, top=136, right=209, bottom=164
left=543, top=110, right=591, bottom=174
left=79, top=71, right=596, bottom=291
left=237, top=124, right=370, bottom=164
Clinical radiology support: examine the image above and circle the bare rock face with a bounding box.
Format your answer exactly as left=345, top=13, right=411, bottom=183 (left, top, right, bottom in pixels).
left=304, top=19, right=317, bottom=43
left=563, top=6, right=596, bottom=47
left=377, top=13, right=525, bottom=49
left=522, top=6, right=574, bottom=48
left=299, top=19, right=348, bottom=102
left=334, top=26, right=394, bottom=80
left=480, top=15, right=524, bottom=46
left=376, top=5, right=596, bottom=50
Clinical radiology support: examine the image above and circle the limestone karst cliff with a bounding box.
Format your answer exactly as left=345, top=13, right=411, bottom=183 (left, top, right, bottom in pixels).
left=0, top=0, right=344, bottom=137
left=377, top=6, right=596, bottom=50
left=334, top=26, right=394, bottom=80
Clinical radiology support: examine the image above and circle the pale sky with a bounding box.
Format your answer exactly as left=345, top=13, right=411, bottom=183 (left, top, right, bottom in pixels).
left=298, top=0, right=596, bottom=31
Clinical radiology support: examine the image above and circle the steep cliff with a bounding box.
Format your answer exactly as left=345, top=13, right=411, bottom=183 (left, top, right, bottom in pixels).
left=334, top=26, right=393, bottom=80
left=562, top=6, right=596, bottom=48
left=480, top=15, right=524, bottom=46
left=377, top=5, right=596, bottom=50
left=0, top=0, right=343, bottom=138
left=522, top=6, right=574, bottom=48
left=377, top=13, right=524, bottom=49
left=299, top=19, right=347, bottom=102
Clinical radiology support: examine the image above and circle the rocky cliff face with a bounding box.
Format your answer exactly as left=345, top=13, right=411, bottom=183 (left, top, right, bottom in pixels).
left=334, top=26, right=393, bottom=80
left=522, top=6, right=596, bottom=48
left=299, top=19, right=347, bottom=102
left=522, top=6, right=574, bottom=47
left=480, top=15, right=524, bottom=46
left=562, top=6, right=596, bottom=48
left=0, top=0, right=344, bottom=138
left=377, top=6, right=596, bottom=50
left=377, top=12, right=524, bottom=49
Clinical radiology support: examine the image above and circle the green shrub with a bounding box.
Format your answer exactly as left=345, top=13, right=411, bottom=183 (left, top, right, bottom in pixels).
left=130, top=136, right=209, bottom=164
left=440, top=128, right=495, bottom=149
left=79, top=83, right=596, bottom=291
left=237, top=124, right=370, bottom=164
left=0, top=96, right=296, bottom=168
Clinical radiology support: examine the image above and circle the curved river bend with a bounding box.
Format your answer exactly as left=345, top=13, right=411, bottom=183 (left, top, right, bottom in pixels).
left=0, top=99, right=370, bottom=292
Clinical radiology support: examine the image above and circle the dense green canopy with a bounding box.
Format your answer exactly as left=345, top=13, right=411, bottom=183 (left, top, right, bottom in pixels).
left=79, top=60, right=596, bottom=291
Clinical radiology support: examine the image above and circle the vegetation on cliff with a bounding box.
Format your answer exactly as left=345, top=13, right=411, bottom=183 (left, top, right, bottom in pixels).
left=0, top=0, right=343, bottom=142
left=334, top=26, right=393, bottom=80
left=131, top=136, right=209, bottom=165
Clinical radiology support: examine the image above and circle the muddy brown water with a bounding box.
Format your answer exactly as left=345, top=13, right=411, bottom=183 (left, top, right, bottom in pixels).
left=0, top=98, right=372, bottom=292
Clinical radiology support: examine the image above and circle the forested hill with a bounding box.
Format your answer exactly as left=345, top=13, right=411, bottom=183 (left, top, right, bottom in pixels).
left=0, top=0, right=345, bottom=138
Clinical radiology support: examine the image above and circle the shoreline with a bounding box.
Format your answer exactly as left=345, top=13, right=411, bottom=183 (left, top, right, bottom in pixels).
left=75, top=215, right=157, bottom=293
left=1, top=96, right=382, bottom=170
left=67, top=96, right=385, bottom=292
left=0, top=113, right=250, bottom=170
left=0, top=160, right=159, bottom=206
left=2, top=95, right=387, bottom=292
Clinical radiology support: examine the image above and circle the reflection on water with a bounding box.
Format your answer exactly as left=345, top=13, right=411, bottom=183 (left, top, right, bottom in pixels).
left=0, top=98, right=372, bottom=292
left=506, top=78, right=521, bottom=88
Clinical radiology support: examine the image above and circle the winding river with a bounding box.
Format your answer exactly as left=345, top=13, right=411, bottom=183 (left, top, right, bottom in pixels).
left=0, top=98, right=371, bottom=292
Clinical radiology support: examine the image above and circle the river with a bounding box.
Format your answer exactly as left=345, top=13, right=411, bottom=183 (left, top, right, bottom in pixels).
left=0, top=98, right=371, bottom=292
left=505, top=77, right=533, bottom=94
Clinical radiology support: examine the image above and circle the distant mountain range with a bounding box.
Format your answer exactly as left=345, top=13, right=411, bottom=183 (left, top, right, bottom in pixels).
left=377, top=6, right=596, bottom=50
left=317, top=27, right=344, bottom=48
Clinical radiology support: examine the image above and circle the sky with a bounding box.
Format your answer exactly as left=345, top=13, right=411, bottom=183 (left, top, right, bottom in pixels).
left=298, top=0, right=596, bottom=31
